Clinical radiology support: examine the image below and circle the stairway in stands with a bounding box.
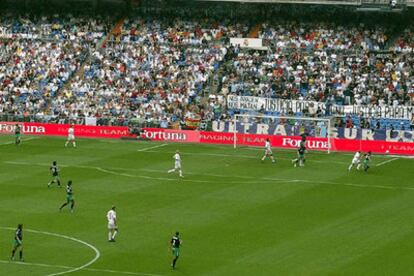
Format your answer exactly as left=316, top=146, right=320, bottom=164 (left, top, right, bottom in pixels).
left=204, top=23, right=262, bottom=97
left=383, top=26, right=407, bottom=50
left=248, top=24, right=262, bottom=38
left=57, top=17, right=125, bottom=96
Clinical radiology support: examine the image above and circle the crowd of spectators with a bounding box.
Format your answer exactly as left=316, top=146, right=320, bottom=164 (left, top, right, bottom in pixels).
left=0, top=39, right=89, bottom=116
left=222, top=22, right=414, bottom=129
left=0, top=14, right=111, bottom=119
left=392, top=27, right=414, bottom=53
left=0, top=13, right=111, bottom=42
left=0, top=12, right=413, bottom=130
left=54, top=17, right=237, bottom=126
left=223, top=50, right=414, bottom=105
left=259, top=22, right=389, bottom=51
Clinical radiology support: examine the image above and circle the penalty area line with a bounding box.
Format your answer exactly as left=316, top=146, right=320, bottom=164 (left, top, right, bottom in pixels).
left=376, top=158, right=399, bottom=167
left=137, top=143, right=167, bottom=152
left=142, top=150, right=349, bottom=165
left=3, top=161, right=209, bottom=183
left=5, top=161, right=414, bottom=190
left=0, top=260, right=164, bottom=276
left=94, top=167, right=210, bottom=183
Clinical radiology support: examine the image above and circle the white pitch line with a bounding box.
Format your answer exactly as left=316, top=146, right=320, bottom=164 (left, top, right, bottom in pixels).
left=0, top=141, right=17, bottom=145
left=96, top=167, right=136, bottom=177
left=95, top=167, right=414, bottom=190
left=69, top=168, right=414, bottom=191
left=4, top=161, right=414, bottom=191
left=3, top=161, right=209, bottom=183
left=95, top=166, right=210, bottom=183
left=139, top=168, right=258, bottom=179
left=1, top=161, right=322, bottom=185
left=0, top=137, right=38, bottom=145
left=3, top=160, right=266, bottom=180
left=94, top=167, right=283, bottom=184
left=0, top=260, right=164, bottom=276
left=141, top=150, right=349, bottom=165
left=376, top=158, right=399, bottom=167
left=137, top=143, right=167, bottom=152
left=140, top=169, right=414, bottom=190
left=279, top=178, right=414, bottom=191
left=0, top=227, right=100, bottom=276
left=137, top=142, right=412, bottom=159
left=84, top=267, right=164, bottom=276
left=0, top=161, right=315, bottom=184
left=0, top=259, right=71, bottom=269
left=5, top=161, right=51, bottom=166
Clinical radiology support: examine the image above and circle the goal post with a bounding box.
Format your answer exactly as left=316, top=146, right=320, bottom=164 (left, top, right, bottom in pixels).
left=232, top=114, right=332, bottom=153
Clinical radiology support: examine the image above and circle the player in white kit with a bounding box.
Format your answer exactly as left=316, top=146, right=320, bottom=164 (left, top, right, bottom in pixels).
left=168, top=150, right=183, bottom=177
left=261, top=138, right=275, bottom=163
left=348, top=151, right=361, bottom=171
left=65, top=124, right=76, bottom=147
left=107, top=206, right=118, bottom=242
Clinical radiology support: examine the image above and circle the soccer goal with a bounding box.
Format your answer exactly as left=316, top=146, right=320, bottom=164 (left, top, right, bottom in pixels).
left=232, top=114, right=332, bottom=153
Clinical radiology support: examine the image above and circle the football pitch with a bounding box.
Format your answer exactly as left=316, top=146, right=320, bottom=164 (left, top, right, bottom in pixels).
left=0, top=135, right=413, bottom=276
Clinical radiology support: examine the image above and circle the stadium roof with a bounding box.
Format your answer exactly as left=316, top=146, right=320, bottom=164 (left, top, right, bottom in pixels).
left=199, top=0, right=359, bottom=5
left=1, top=0, right=413, bottom=10
left=198, top=0, right=414, bottom=6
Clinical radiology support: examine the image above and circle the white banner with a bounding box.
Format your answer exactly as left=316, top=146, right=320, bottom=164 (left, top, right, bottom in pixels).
left=85, top=117, right=97, bottom=126
left=230, top=38, right=267, bottom=50
left=0, top=33, right=39, bottom=39
left=227, top=95, right=414, bottom=120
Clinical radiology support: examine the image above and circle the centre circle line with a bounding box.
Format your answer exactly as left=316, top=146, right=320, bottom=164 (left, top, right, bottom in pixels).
left=0, top=226, right=100, bottom=276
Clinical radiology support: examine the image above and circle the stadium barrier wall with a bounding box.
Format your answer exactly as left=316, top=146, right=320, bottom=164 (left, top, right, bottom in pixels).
left=1, top=122, right=414, bottom=155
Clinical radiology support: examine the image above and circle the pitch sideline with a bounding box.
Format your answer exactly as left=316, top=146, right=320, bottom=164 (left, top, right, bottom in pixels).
left=0, top=137, right=38, bottom=146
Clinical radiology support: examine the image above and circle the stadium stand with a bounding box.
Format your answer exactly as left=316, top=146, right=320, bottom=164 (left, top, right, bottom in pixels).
left=0, top=2, right=413, bottom=130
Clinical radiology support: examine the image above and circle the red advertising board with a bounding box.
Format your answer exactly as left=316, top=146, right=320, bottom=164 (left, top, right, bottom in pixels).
left=1, top=122, right=414, bottom=155
left=331, top=138, right=414, bottom=155
left=142, top=127, right=414, bottom=155
left=0, top=122, right=129, bottom=138
left=142, top=128, right=199, bottom=142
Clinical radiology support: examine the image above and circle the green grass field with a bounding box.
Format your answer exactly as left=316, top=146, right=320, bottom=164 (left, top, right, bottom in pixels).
left=0, top=135, right=413, bottom=276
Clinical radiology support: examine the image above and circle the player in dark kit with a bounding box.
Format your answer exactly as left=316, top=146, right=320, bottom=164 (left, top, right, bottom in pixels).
left=15, top=124, right=21, bottom=146
left=48, top=161, right=61, bottom=187
left=292, top=146, right=306, bottom=167
left=11, top=224, right=24, bottom=261
left=292, top=134, right=307, bottom=167
left=300, top=133, right=307, bottom=147
left=298, top=134, right=307, bottom=165
left=363, top=151, right=372, bottom=172
left=170, top=231, right=182, bottom=270
left=59, top=181, right=75, bottom=212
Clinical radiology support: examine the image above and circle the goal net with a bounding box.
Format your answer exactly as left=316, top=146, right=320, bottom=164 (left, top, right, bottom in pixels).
left=232, top=114, right=332, bottom=153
